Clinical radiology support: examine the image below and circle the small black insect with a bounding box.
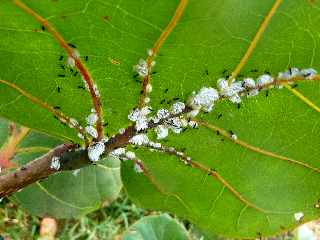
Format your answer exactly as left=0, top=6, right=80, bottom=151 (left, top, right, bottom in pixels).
left=77, top=85, right=85, bottom=90
left=164, top=88, right=169, bottom=93
left=41, top=25, right=45, bottom=31
left=58, top=74, right=65, bottom=78
left=70, top=68, right=74, bottom=73
left=57, top=86, right=61, bottom=92
left=216, top=130, right=220, bottom=135
left=222, top=69, right=228, bottom=75
left=133, top=73, right=139, bottom=78
left=59, top=56, right=64, bottom=61
left=60, top=64, right=65, bottom=70
left=160, top=99, right=166, bottom=104
left=68, top=43, right=77, bottom=48
left=103, top=122, right=109, bottom=127
left=152, top=71, right=157, bottom=75
left=217, top=113, right=222, bottom=119
left=291, top=83, right=298, bottom=89
left=166, top=100, right=172, bottom=104
left=74, top=71, right=78, bottom=77
left=54, top=106, right=61, bottom=110
left=237, top=103, right=241, bottom=109
left=265, top=90, right=269, bottom=97
left=229, top=130, right=234, bottom=136
left=84, top=56, right=88, bottom=61
left=172, top=97, right=180, bottom=101
left=289, top=68, right=293, bottom=75
left=250, top=69, right=258, bottom=73
left=140, top=90, right=144, bottom=94
left=205, top=69, right=209, bottom=75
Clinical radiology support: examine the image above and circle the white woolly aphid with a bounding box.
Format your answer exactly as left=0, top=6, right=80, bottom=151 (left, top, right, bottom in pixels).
left=188, top=87, right=219, bottom=112
left=88, top=141, right=105, bottom=162
left=118, top=128, right=126, bottom=134
left=171, top=102, right=185, bottom=115
left=129, top=134, right=149, bottom=146
left=85, top=125, right=98, bottom=138
left=110, top=148, right=126, bottom=157
left=166, top=117, right=188, bottom=134
left=294, top=212, right=304, bottom=222
left=155, top=125, right=169, bottom=139
left=153, top=109, right=170, bottom=123
left=134, top=59, right=148, bottom=78
left=149, top=141, right=161, bottom=149
left=68, top=118, right=79, bottom=128
left=277, top=68, right=300, bottom=80
left=50, top=156, right=61, bottom=170
left=125, top=151, right=136, bottom=160
left=217, top=79, right=243, bottom=104
left=188, top=120, right=198, bottom=128
left=256, top=74, right=274, bottom=88
left=134, top=161, right=144, bottom=173
left=77, top=133, right=85, bottom=140
left=73, top=169, right=81, bottom=176
left=93, top=84, right=100, bottom=97
left=146, top=84, right=153, bottom=93
left=300, top=68, right=317, bottom=79
left=86, top=112, right=98, bottom=126
left=242, top=78, right=259, bottom=97
left=128, top=106, right=151, bottom=131
left=231, top=133, right=238, bottom=141
left=67, top=56, right=75, bottom=68
left=144, top=97, right=150, bottom=104
left=147, top=49, right=153, bottom=56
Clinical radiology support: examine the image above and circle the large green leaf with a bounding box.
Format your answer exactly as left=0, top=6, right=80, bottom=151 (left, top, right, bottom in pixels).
left=1, top=0, right=320, bottom=238
left=122, top=214, right=189, bottom=240
left=0, top=118, right=122, bottom=218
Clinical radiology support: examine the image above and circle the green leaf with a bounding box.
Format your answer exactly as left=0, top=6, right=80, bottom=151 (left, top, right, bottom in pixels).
left=122, top=214, right=189, bottom=240
left=0, top=118, right=122, bottom=218
left=1, top=0, right=320, bottom=238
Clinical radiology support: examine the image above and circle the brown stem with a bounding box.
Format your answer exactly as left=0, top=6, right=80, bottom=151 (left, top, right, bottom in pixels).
left=0, top=144, right=74, bottom=198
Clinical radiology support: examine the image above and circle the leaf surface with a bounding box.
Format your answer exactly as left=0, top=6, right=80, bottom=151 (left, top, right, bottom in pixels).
left=122, top=214, right=189, bottom=240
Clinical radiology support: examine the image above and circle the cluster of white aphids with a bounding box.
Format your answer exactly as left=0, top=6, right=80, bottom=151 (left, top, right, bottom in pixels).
left=107, top=134, right=163, bottom=173
left=133, top=49, right=155, bottom=104
left=189, top=67, right=318, bottom=109
left=81, top=108, right=98, bottom=139
left=134, top=49, right=155, bottom=78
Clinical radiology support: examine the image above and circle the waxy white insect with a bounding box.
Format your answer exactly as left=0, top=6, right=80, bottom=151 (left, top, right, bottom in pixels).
left=85, top=125, right=98, bottom=139
left=129, top=134, right=150, bottom=146
left=86, top=112, right=98, bottom=126
left=155, top=125, right=169, bottom=139
left=134, top=59, right=148, bottom=78
left=110, top=148, right=126, bottom=157
left=171, top=102, right=185, bottom=115
left=188, top=87, right=219, bottom=112
left=50, top=156, right=61, bottom=170
left=294, top=212, right=304, bottom=222
left=128, top=106, right=151, bottom=131
left=88, top=141, right=105, bottom=162
left=134, top=161, right=144, bottom=173
left=125, top=151, right=136, bottom=160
